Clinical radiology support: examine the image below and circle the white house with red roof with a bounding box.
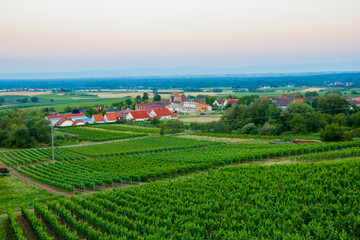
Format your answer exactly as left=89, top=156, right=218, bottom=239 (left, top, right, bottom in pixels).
left=91, top=114, right=105, bottom=124
left=55, top=117, right=74, bottom=127
left=72, top=120, right=85, bottom=126
left=104, top=113, right=118, bottom=123
left=149, top=108, right=178, bottom=120
left=46, top=113, right=87, bottom=126
left=126, top=110, right=151, bottom=121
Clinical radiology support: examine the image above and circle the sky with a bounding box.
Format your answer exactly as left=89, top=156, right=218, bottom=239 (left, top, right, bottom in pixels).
left=0, top=0, right=360, bottom=75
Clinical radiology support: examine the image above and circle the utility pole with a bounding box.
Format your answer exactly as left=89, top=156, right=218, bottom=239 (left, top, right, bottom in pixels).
left=51, top=124, right=55, bottom=161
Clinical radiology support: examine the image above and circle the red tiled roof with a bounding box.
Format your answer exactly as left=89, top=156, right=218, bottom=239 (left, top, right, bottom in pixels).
left=129, top=110, right=150, bottom=119
left=105, top=113, right=117, bottom=122
left=93, top=114, right=105, bottom=122
left=226, top=99, right=239, bottom=104
left=46, top=113, right=86, bottom=120
left=152, top=108, right=178, bottom=118
left=72, top=120, right=84, bottom=126
left=195, top=98, right=205, bottom=103
left=112, top=112, right=125, bottom=118
left=56, top=117, right=73, bottom=126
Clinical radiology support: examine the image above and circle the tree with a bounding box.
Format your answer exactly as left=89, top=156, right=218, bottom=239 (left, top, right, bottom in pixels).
left=50, top=99, right=54, bottom=103
left=31, top=96, right=39, bottom=102
left=285, top=102, right=314, bottom=115
left=64, top=106, right=72, bottom=112
left=124, top=98, right=132, bottom=106
left=317, top=94, right=349, bottom=115
left=142, top=92, right=149, bottom=101
left=153, top=94, right=161, bottom=102
left=135, top=95, right=142, bottom=103
left=320, top=123, right=352, bottom=142
left=72, top=109, right=80, bottom=114
left=334, top=113, right=346, bottom=126
left=165, top=119, right=185, bottom=133
left=241, top=123, right=258, bottom=134
left=0, top=97, right=5, bottom=103
left=151, top=117, right=160, bottom=125
left=305, top=91, right=319, bottom=97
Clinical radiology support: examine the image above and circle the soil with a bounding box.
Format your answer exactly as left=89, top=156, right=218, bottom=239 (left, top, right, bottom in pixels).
left=179, top=117, right=221, bottom=123
left=36, top=212, right=63, bottom=240
left=17, top=215, right=37, bottom=240
left=301, top=87, right=325, bottom=92
left=0, top=91, right=51, bottom=96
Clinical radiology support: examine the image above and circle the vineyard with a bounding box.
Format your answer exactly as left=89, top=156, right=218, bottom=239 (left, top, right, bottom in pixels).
left=5, top=139, right=360, bottom=194
left=294, top=147, right=360, bottom=161
left=13, top=161, right=129, bottom=192
left=91, top=124, right=160, bottom=133
left=68, top=136, right=218, bottom=156
left=56, top=127, right=146, bottom=141
left=0, top=148, right=84, bottom=166
left=6, top=159, right=360, bottom=239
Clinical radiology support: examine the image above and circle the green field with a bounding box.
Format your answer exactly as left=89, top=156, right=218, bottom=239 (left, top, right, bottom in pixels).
left=4, top=158, right=360, bottom=239
left=0, top=175, right=57, bottom=213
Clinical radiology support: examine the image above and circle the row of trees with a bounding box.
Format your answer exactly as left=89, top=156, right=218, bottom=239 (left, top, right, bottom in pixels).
left=192, top=94, right=357, bottom=141
left=0, top=110, right=50, bottom=148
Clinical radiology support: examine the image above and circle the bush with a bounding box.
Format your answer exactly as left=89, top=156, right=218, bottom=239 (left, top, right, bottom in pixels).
left=241, top=123, right=258, bottom=135
left=259, top=123, right=279, bottom=136
left=320, top=123, right=352, bottom=142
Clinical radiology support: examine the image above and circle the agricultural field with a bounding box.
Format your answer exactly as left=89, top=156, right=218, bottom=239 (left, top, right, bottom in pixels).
left=56, top=127, right=146, bottom=141
left=5, top=158, right=360, bottom=239
left=0, top=175, right=57, bottom=213
left=68, top=136, right=218, bottom=156
left=0, top=148, right=84, bottom=166
left=2, top=132, right=360, bottom=239
left=91, top=124, right=160, bottom=133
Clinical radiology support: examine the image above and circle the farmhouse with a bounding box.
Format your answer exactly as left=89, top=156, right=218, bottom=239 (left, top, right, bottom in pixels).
left=135, top=101, right=168, bottom=112
left=213, top=99, right=224, bottom=107
left=72, top=119, right=85, bottom=126
left=224, top=98, right=238, bottom=106
left=182, top=102, right=212, bottom=113
left=195, top=98, right=205, bottom=104
left=126, top=110, right=151, bottom=121
left=166, top=102, right=183, bottom=112
left=55, top=117, right=74, bottom=127
left=46, top=113, right=87, bottom=126
left=91, top=114, right=105, bottom=124
left=104, top=113, right=118, bottom=123
left=149, top=108, right=178, bottom=120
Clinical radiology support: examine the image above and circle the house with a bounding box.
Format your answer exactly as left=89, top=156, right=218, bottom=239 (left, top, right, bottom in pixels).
left=104, top=112, right=125, bottom=123
left=170, top=92, right=182, bottom=103
left=72, top=120, right=85, bottom=126
left=104, top=113, right=118, bottom=123
left=166, top=102, right=183, bottom=112
left=126, top=110, right=151, bottom=121
left=271, top=98, right=294, bottom=109
left=136, top=101, right=168, bottom=112
left=55, top=117, right=74, bottom=127
left=106, top=108, right=119, bottom=113
left=195, top=103, right=212, bottom=112
left=112, top=112, right=126, bottom=120
left=183, top=102, right=212, bottom=113
left=213, top=99, right=224, bottom=107
left=91, top=114, right=105, bottom=124
left=181, top=94, right=189, bottom=102
left=46, top=113, right=88, bottom=126
left=224, top=99, right=239, bottom=106
left=195, top=98, right=205, bottom=104
left=149, top=108, right=178, bottom=120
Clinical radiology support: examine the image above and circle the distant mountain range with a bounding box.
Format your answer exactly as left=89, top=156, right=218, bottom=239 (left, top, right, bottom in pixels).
left=0, top=61, right=359, bottom=79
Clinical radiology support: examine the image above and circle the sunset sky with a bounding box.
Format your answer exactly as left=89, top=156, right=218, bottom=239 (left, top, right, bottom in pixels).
left=1, top=0, right=360, bottom=74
